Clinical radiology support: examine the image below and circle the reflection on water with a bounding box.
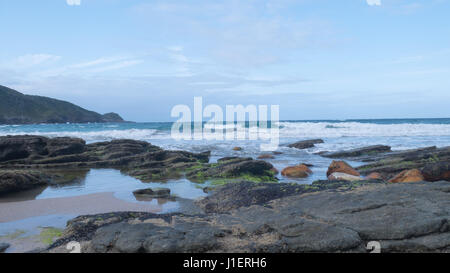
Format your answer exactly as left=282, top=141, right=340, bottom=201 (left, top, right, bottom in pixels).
left=0, top=169, right=207, bottom=208
left=37, top=169, right=207, bottom=203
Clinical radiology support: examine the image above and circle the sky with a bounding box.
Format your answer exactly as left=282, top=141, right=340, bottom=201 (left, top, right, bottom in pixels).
left=1, top=0, right=450, bottom=122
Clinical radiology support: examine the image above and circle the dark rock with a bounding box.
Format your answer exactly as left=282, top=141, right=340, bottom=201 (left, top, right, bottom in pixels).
left=0, top=135, right=48, bottom=162
left=196, top=182, right=308, bottom=213
left=49, top=180, right=449, bottom=253
left=0, top=135, right=212, bottom=183
left=196, top=180, right=384, bottom=214
left=0, top=170, right=50, bottom=195
left=133, top=188, right=171, bottom=198
left=422, top=162, right=450, bottom=182
left=186, top=157, right=276, bottom=182
left=320, top=145, right=392, bottom=159
left=0, top=242, right=10, bottom=253
left=357, top=146, right=450, bottom=179
left=47, top=137, right=85, bottom=157
left=288, top=139, right=324, bottom=150
left=217, top=157, right=252, bottom=163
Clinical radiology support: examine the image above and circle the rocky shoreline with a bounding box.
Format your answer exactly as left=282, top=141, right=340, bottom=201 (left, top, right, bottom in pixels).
left=45, top=179, right=449, bottom=253
left=0, top=136, right=449, bottom=253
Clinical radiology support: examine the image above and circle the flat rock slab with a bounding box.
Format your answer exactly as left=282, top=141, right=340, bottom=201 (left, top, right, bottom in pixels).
left=49, top=180, right=450, bottom=253
left=320, top=145, right=392, bottom=159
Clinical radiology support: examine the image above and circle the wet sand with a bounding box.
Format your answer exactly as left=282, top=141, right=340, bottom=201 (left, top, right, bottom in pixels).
left=0, top=192, right=162, bottom=223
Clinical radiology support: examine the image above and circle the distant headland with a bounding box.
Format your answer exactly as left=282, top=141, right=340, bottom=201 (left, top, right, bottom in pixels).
left=0, top=85, right=125, bottom=124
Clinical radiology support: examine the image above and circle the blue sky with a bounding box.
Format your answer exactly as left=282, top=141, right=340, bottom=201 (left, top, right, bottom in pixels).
left=1, top=0, right=450, bottom=121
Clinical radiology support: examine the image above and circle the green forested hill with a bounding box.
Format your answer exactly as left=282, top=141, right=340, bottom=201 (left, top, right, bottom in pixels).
left=0, top=85, right=124, bottom=124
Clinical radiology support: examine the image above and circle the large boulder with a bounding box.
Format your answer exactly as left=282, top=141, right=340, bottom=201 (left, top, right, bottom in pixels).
left=422, top=162, right=450, bottom=182
left=47, top=137, right=85, bottom=157
left=288, top=139, right=324, bottom=150
left=326, top=160, right=360, bottom=177
left=281, top=164, right=312, bottom=178
left=389, top=169, right=424, bottom=183
left=0, top=170, right=50, bottom=195
left=0, top=135, right=86, bottom=162
left=0, top=135, right=48, bottom=162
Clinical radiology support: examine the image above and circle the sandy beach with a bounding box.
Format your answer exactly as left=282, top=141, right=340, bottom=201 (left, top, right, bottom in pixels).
left=0, top=192, right=161, bottom=223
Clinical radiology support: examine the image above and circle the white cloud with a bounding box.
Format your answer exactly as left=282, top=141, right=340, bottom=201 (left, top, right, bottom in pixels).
left=9, top=54, right=61, bottom=69
left=89, top=60, right=144, bottom=73
left=69, top=56, right=129, bottom=69
left=66, top=0, right=81, bottom=6
left=366, top=0, right=381, bottom=6
left=167, top=46, right=184, bottom=52
left=131, top=2, right=335, bottom=68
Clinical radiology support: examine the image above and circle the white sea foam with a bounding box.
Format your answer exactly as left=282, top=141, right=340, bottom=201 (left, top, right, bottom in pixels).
left=278, top=122, right=450, bottom=138
left=1, top=122, right=450, bottom=143
left=0, top=129, right=167, bottom=142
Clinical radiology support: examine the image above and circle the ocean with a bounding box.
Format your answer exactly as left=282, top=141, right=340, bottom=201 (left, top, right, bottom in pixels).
left=1, top=118, right=450, bottom=183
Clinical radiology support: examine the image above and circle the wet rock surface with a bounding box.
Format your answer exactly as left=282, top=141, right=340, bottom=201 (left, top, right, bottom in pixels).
left=133, top=188, right=171, bottom=198
left=320, top=145, right=392, bottom=159
left=327, top=160, right=360, bottom=177
left=186, top=157, right=276, bottom=183
left=0, top=242, right=10, bottom=253
left=288, top=139, right=324, bottom=150
left=281, top=164, right=312, bottom=178
left=356, top=146, right=450, bottom=180
left=0, top=136, right=276, bottom=186
left=388, top=169, right=424, bottom=183
left=48, top=180, right=450, bottom=253
left=0, top=170, right=50, bottom=195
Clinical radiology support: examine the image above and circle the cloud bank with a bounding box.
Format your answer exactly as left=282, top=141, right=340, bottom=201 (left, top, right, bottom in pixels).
left=66, top=0, right=81, bottom=6
left=366, top=0, right=381, bottom=6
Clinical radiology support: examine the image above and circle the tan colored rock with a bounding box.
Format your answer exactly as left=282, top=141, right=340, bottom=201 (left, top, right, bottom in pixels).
left=389, top=169, right=424, bottom=183
left=328, top=172, right=363, bottom=182
left=257, top=154, right=275, bottom=159
left=326, top=160, right=360, bottom=177
left=232, top=147, right=242, bottom=151
left=281, top=164, right=312, bottom=178
left=366, top=172, right=382, bottom=180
